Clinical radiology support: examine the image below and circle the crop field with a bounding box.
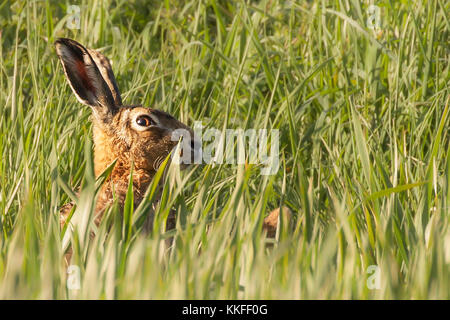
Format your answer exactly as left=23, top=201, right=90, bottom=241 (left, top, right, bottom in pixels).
left=0, top=0, right=449, bottom=299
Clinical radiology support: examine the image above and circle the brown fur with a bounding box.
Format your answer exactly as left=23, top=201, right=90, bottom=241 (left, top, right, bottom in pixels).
left=263, top=206, right=292, bottom=238
left=60, top=107, right=191, bottom=228
left=90, top=107, right=191, bottom=224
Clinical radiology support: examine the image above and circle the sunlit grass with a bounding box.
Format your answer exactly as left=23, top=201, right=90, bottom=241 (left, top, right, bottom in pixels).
left=0, top=0, right=449, bottom=299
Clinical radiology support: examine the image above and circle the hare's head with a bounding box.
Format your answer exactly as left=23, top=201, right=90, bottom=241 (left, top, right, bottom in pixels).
left=55, top=38, right=199, bottom=177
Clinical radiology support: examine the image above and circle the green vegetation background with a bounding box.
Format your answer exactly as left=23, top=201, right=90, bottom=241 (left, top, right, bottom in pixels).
left=0, top=0, right=449, bottom=299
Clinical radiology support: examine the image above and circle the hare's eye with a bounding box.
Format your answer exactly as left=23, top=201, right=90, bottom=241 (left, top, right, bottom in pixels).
left=136, top=115, right=155, bottom=127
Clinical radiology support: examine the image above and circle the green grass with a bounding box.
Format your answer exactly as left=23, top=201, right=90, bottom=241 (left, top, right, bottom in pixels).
left=0, top=0, right=449, bottom=299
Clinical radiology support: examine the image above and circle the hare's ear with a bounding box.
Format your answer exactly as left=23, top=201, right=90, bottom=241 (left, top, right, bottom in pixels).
left=87, top=48, right=123, bottom=106
left=54, top=38, right=119, bottom=118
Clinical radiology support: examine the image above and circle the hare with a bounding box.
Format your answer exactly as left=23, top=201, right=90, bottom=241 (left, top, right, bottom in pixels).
left=55, top=38, right=288, bottom=247
left=55, top=37, right=197, bottom=233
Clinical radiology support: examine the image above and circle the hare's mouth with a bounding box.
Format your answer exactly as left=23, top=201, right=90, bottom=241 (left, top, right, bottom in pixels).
left=171, top=138, right=202, bottom=168
left=151, top=139, right=201, bottom=171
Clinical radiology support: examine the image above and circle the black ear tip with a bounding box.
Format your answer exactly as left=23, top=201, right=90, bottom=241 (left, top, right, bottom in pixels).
left=54, top=38, right=88, bottom=60
left=55, top=38, right=70, bottom=47
left=54, top=38, right=84, bottom=49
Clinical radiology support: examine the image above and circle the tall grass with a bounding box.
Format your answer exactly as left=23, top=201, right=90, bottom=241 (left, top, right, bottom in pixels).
left=0, top=0, right=449, bottom=299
